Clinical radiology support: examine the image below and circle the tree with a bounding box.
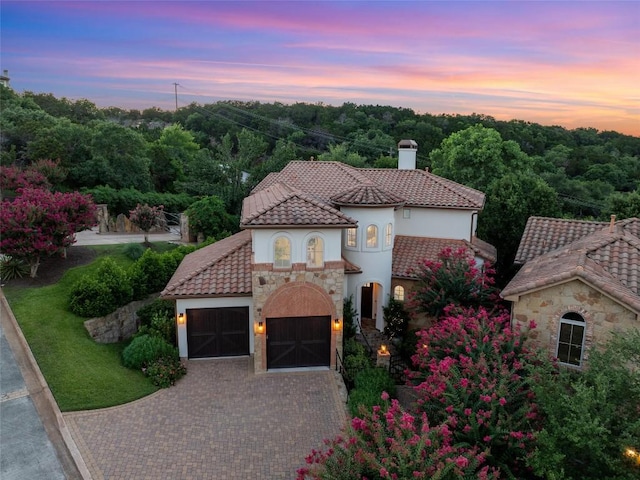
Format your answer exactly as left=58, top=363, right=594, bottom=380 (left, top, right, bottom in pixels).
left=129, top=203, right=164, bottom=244
left=429, top=124, right=533, bottom=191
left=0, top=188, right=96, bottom=277
left=149, top=124, right=200, bottom=192
left=407, top=247, right=501, bottom=319
left=185, top=196, right=238, bottom=240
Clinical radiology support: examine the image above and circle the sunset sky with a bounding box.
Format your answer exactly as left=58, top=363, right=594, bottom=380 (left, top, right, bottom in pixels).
left=1, top=1, right=638, bottom=135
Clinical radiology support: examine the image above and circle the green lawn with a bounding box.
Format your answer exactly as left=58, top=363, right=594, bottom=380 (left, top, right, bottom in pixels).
left=2, top=243, right=177, bottom=411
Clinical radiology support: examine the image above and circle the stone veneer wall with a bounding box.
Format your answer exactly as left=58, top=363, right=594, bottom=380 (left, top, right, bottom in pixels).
left=252, top=261, right=345, bottom=373
left=390, top=278, right=436, bottom=332
left=511, top=279, right=638, bottom=368
left=84, top=295, right=158, bottom=343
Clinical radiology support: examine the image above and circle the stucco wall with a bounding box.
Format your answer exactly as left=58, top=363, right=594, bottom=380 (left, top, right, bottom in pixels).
left=511, top=279, right=638, bottom=367
left=252, top=228, right=342, bottom=264
left=394, top=207, right=475, bottom=239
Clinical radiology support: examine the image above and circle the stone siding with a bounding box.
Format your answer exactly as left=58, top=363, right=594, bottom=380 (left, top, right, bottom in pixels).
left=252, top=262, right=345, bottom=373
left=84, top=296, right=158, bottom=343
left=511, top=279, right=638, bottom=368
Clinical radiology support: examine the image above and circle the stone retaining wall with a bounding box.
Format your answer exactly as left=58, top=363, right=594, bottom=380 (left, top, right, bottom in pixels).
left=84, top=295, right=158, bottom=343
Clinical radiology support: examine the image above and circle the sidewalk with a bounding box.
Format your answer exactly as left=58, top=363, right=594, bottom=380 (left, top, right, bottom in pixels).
left=1, top=292, right=89, bottom=480
left=74, top=227, right=182, bottom=246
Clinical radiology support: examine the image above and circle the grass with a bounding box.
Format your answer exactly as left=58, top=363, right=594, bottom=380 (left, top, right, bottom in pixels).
left=2, top=242, right=177, bottom=411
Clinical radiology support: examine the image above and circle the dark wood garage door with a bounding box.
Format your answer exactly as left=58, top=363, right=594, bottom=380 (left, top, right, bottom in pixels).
left=267, top=316, right=331, bottom=369
left=187, top=307, right=249, bottom=359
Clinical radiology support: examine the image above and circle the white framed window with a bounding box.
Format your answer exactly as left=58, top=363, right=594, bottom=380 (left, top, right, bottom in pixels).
left=403, top=208, right=411, bottom=219
left=385, top=223, right=393, bottom=247
left=556, top=312, right=586, bottom=367
left=393, top=285, right=405, bottom=301
left=346, top=227, right=357, bottom=248
left=306, top=236, right=324, bottom=267
left=274, top=236, right=291, bottom=268
left=366, top=224, right=378, bottom=248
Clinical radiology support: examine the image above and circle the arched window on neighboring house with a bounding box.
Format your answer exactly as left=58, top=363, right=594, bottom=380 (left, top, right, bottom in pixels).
left=306, top=236, right=324, bottom=267
left=274, top=236, right=291, bottom=268
left=393, top=285, right=405, bottom=301
left=366, top=224, right=378, bottom=248
left=557, top=312, right=586, bottom=367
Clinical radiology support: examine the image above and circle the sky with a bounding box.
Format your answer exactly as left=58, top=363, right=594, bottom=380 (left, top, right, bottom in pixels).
left=1, top=1, right=639, bottom=136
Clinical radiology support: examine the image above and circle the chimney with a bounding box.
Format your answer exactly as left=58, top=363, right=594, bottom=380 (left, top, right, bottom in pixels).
left=609, top=214, right=616, bottom=233
left=397, top=139, right=417, bottom=170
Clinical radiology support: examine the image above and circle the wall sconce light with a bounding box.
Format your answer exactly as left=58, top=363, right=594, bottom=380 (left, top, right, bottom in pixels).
left=379, top=344, right=388, bottom=355
left=256, top=321, right=264, bottom=334
left=177, top=313, right=185, bottom=325
left=333, top=318, right=341, bottom=331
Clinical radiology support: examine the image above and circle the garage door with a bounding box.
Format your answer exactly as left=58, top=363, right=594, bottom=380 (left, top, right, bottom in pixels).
left=267, top=316, right=331, bottom=369
left=187, top=307, right=249, bottom=359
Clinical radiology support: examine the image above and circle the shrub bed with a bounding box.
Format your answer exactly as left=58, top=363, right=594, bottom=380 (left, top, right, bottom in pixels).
left=347, top=367, right=396, bottom=416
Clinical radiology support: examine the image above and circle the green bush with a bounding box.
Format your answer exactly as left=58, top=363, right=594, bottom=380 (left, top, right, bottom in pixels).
left=382, top=298, right=411, bottom=340
left=97, top=258, right=133, bottom=307
left=145, top=356, right=186, bottom=388
left=68, top=276, right=116, bottom=317
left=123, top=243, right=146, bottom=260
left=0, top=256, right=29, bottom=281
left=342, top=338, right=372, bottom=385
left=343, top=296, right=357, bottom=340
left=185, top=196, right=238, bottom=239
left=347, top=367, right=396, bottom=415
left=83, top=185, right=193, bottom=216
left=137, top=312, right=176, bottom=345
left=129, top=249, right=166, bottom=298
left=122, top=334, right=177, bottom=370
left=137, top=299, right=174, bottom=327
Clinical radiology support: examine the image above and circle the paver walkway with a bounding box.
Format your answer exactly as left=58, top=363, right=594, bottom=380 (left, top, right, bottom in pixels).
left=64, top=358, right=348, bottom=480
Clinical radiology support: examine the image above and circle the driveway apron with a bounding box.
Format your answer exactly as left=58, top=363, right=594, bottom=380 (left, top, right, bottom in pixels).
left=64, top=358, right=347, bottom=480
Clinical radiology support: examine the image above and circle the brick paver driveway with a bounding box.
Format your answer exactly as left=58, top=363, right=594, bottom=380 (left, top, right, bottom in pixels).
left=64, top=358, right=347, bottom=480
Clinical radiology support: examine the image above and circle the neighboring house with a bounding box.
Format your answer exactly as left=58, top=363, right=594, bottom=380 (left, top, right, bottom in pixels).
left=501, top=215, right=640, bottom=369
left=162, top=140, right=495, bottom=373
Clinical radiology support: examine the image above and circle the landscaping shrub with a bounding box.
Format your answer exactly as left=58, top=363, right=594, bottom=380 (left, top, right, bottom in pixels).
left=83, top=185, right=193, bottom=216
left=341, top=338, right=371, bottom=386
left=0, top=255, right=29, bottom=281
left=137, top=299, right=174, bottom=327
left=382, top=298, right=410, bottom=340
left=347, top=367, right=396, bottom=416
left=123, top=242, right=145, bottom=260
left=185, top=195, right=238, bottom=239
left=342, top=296, right=357, bottom=340
left=129, top=249, right=168, bottom=298
left=69, top=276, right=117, bottom=317
left=96, top=258, right=133, bottom=307
left=145, top=356, right=186, bottom=388
left=122, top=334, right=177, bottom=370
left=137, top=312, right=176, bottom=345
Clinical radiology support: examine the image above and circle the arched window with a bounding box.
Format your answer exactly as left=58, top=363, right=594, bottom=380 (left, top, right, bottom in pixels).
left=385, top=223, right=393, bottom=247
left=557, top=312, right=586, bottom=367
left=274, top=236, right=291, bottom=268
left=306, top=236, right=324, bottom=267
left=393, top=285, right=405, bottom=301
left=366, top=224, right=378, bottom=248
left=346, top=227, right=357, bottom=247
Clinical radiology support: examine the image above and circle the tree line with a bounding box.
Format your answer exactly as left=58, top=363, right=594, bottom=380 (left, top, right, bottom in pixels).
left=1, top=85, right=638, bottom=281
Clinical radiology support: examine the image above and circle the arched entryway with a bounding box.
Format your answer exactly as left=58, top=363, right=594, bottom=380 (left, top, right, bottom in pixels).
left=360, top=282, right=382, bottom=330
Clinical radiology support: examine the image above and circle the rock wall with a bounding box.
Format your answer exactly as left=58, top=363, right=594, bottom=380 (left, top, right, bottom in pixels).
left=84, top=296, right=159, bottom=343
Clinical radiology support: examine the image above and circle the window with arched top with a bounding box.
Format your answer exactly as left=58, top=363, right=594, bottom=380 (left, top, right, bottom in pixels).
left=385, top=223, right=393, bottom=247
left=306, top=236, right=324, bottom=267
left=274, top=236, right=291, bottom=268
left=366, top=225, right=378, bottom=248
left=346, top=228, right=357, bottom=248
left=557, top=312, right=586, bottom=367
left=393, top=285, right=405, bottom=301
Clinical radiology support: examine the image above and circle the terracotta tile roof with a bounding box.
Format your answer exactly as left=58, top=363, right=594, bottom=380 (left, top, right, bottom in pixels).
left=514, top=216, right=607, bottom=264
left=502, top=218, right=640, bottom=313
left=342, top=256, right=362, bottom=274
left=331, top=184, right=405, bottom=207
left=241, top=182, right=358, bottom=228
left=161, top=230, right=252, bottom=298
left=252, top=161, right=484, bottom=210
left=392, top=235, right=497, bottom=279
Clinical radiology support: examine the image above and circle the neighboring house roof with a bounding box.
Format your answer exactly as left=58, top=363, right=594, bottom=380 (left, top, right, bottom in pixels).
left=392, top=235, right=498, bottom=279
left=514, top=216, right=607, bottom=264
left=161, top=230, right=252, bottom=298
left=502, top=218, right=640, bottom=313
left=252, top=161, right=485, bottom=210
left=241, top=182, right=358, bottom=228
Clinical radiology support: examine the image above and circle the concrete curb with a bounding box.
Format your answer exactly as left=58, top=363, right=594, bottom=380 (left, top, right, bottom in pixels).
left=1, top=291, right=93, bottom=480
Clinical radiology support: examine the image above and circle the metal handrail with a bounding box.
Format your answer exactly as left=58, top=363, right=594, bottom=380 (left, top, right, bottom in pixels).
left=354, top=315, right=374, bottom=357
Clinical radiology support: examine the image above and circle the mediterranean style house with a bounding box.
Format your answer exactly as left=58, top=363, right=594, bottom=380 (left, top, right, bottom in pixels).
left=501, top=215, right=640, bottom=369
left=161, top=140, right=496, bottom=373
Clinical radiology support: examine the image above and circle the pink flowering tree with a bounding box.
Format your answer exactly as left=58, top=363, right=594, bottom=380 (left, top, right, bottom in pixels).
left=0, top=188, right=96, bottom=277
left=408, top=307, right=544, bottom=477
left=407, top=247, right=501, bottom=319
left=129, top=203, right=164, bottom=244
left=298, top=395, right=500, bottom=480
